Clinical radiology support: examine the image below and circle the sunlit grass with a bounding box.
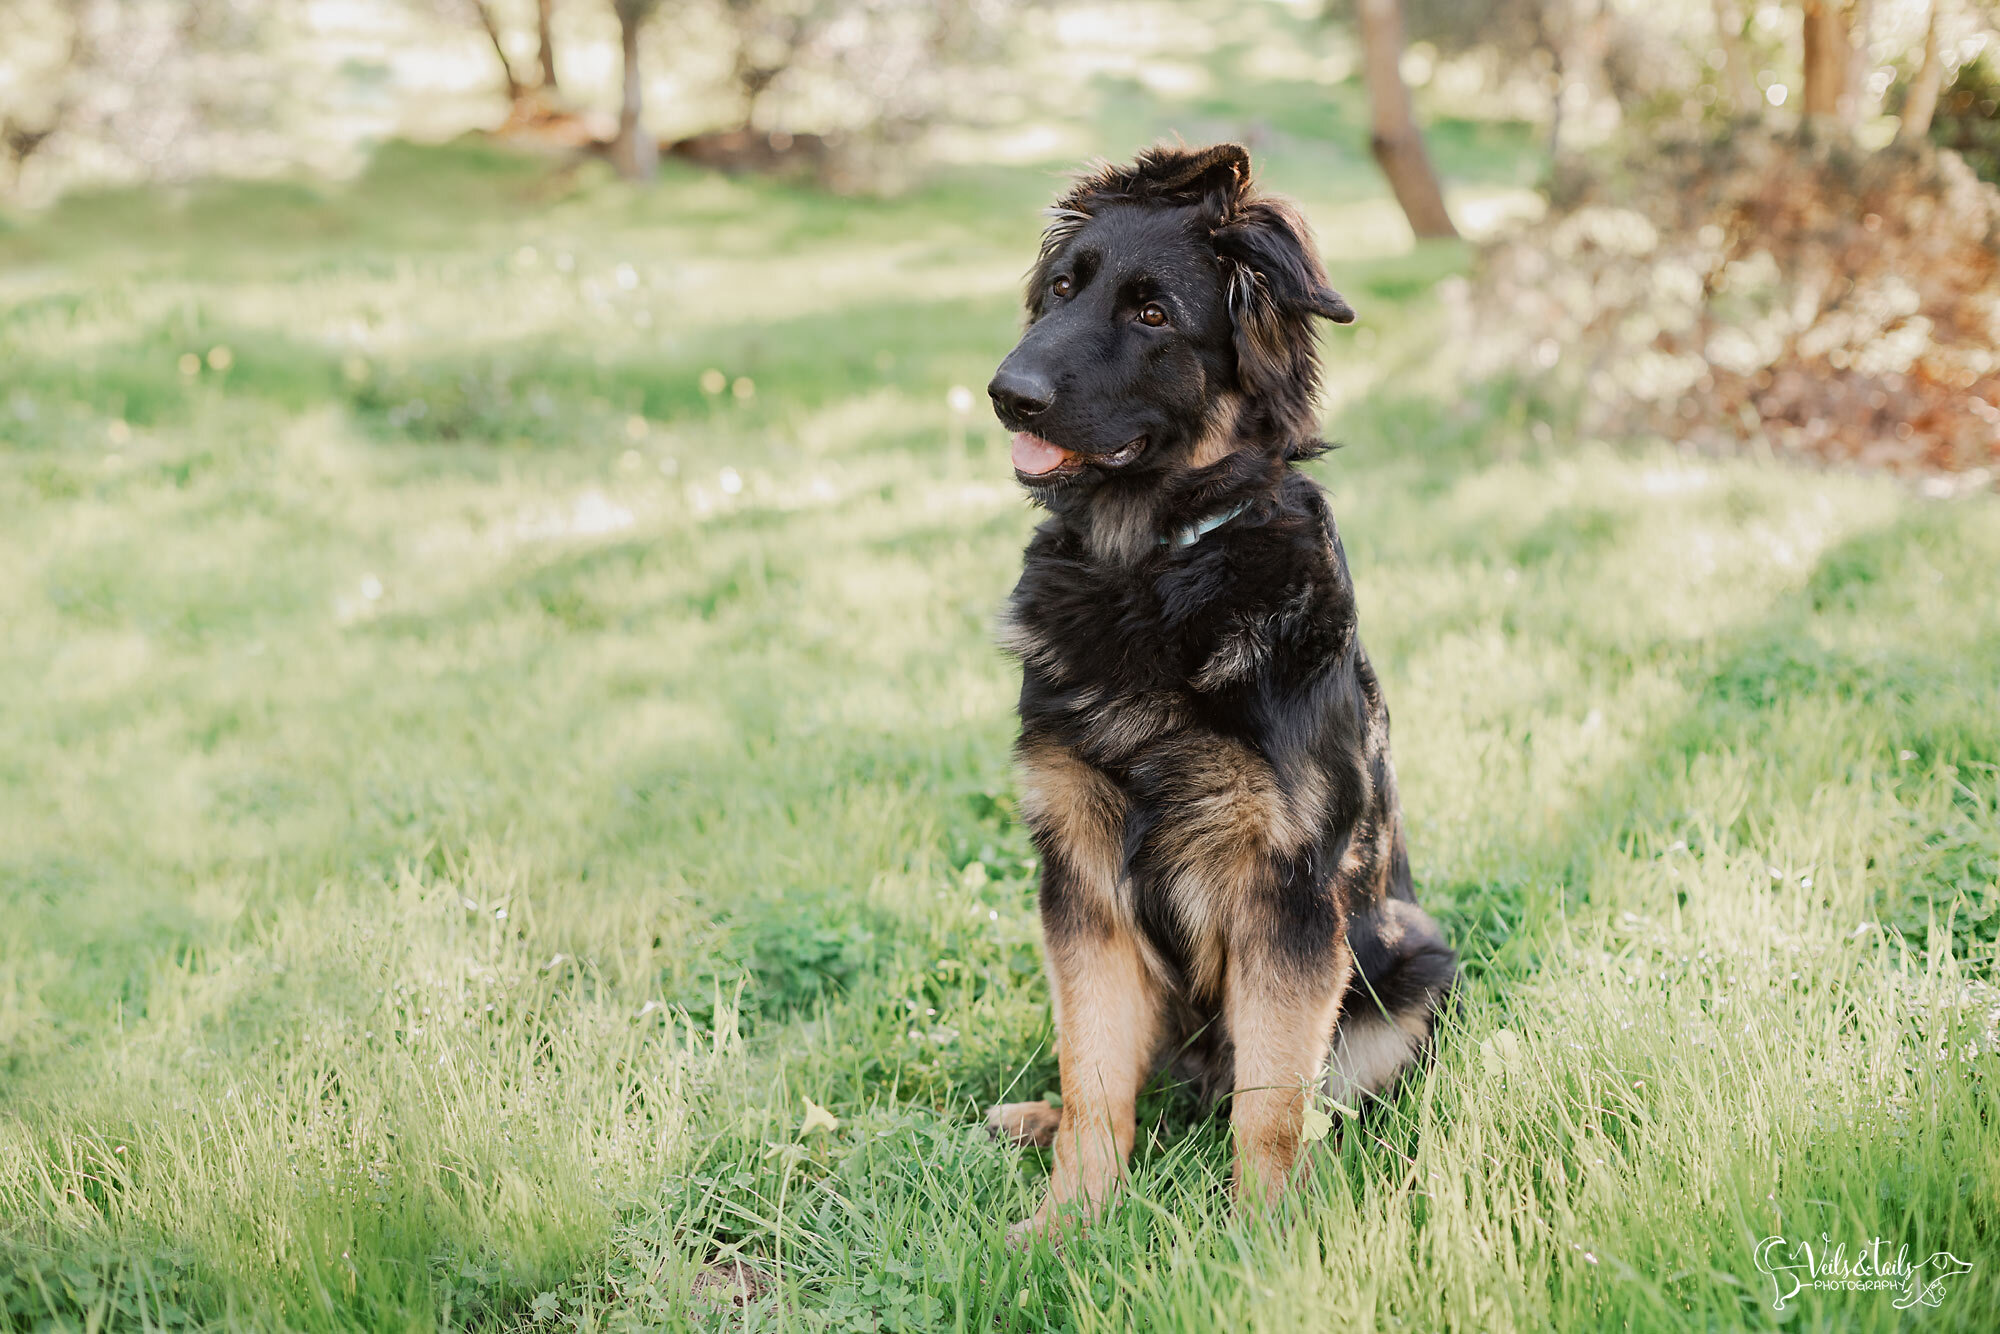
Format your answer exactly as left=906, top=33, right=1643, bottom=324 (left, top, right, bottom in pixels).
left=1, top=138, right=1997, bottom=1332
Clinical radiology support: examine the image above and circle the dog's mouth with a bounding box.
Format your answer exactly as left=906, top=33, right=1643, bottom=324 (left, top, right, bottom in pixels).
left=1010, top=432, right=1146, bottom=484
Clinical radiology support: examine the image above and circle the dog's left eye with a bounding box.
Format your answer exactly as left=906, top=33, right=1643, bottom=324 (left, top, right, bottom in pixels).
left=1138, top=303, right=1168, bottom=327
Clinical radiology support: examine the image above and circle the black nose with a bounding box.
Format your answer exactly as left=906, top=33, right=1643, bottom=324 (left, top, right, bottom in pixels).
left=988, top=365, right=1053, bottom=419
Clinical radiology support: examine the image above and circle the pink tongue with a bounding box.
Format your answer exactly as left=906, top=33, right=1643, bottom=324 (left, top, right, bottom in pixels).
left=1011, top=432, right=1073, bottom=475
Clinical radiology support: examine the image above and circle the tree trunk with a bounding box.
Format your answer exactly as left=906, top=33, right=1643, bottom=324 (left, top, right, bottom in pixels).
left=1571, top=2, right=1615, bottom=119
left=1354, top=0, right=1458, bottom=239
left=610, top=5, right=656, bottom=181
left=536, top=0, right=560, bottom=91
left=1546, top=54, right=1564, bottom=161
left=1530, top=0, right=1566, bottom=159
left=1800, top=1, right=1852, bottom=123
left=1898, top=4, right=1943, bottom=143
left=1844, top=0, right=1873, bottom=119
left=1712, top=0, right=1760, bottom=114
left=470, top=0, right=525, bottom=103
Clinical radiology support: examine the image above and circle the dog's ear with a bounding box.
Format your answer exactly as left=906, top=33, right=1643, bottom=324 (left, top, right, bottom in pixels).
left=1212, top=199, right=1353, bottom=437
left=1130, top=142, right=1249, bottom=205
left=1062, top=142, right=1251, bottom=214
left=1214, top=199, right=1355, bottom=328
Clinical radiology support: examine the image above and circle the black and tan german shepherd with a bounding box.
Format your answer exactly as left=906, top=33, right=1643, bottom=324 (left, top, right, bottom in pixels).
left=983, top=144, right=1456, bottom=1239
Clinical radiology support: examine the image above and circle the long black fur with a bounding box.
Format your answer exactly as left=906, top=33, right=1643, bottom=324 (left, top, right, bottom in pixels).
left=991, top=143, right=1456, bottom=1117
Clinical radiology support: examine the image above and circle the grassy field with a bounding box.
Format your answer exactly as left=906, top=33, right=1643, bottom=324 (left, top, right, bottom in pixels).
left=3, top=82, right=1999, bottom=1334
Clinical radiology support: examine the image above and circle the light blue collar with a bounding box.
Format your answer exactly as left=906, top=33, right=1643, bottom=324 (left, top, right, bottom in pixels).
left=1162, top=500, right=1250, bottom=549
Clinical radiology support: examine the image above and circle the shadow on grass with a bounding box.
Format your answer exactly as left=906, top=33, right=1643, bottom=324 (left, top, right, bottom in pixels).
left=1427, top=501, right=2000, bottom=983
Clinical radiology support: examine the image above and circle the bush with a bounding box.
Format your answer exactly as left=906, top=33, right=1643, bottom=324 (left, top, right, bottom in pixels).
left=1469, top=129, right=2000, bottom=474
left=1931, top=53, right=2000, bottom=186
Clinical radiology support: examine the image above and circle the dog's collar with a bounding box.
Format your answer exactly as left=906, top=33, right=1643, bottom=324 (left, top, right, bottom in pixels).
left=1162, top=500, right=1250, bottom=549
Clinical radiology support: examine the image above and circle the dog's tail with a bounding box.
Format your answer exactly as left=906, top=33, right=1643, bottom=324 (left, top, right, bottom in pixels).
left=1327, top=900, right=1458, bottom=1107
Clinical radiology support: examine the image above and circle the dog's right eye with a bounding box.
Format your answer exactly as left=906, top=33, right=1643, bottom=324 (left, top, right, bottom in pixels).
left=1051, top=275, right=1073, bottom=298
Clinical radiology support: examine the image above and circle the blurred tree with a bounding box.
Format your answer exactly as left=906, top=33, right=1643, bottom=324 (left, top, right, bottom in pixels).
left=1843, top=0, right=1874, bottom=120
left=447, top=0, right=565, bottom=109
left=662, top=0, right=1028, bottom=188
left=1711, top=0, right=1761, bottom=115
left=1897, top=0, right=1945, bottom=143
left=1928, top=49, right=2000, bottom=181
left=705, top=0, right=1015, bottom=139
left=538, top=0, right=561, bottom=90
left=468, top=0, right=531, bottom=103
left=1800, top=0, right=1854, bottom=124
left=3, top=0, right=295, bottom=197
left=610, top=0, right=662, bottom=179
left=719, top=0, right=814, bottom=131
left=0, top=0, right=81, bottom=186
left=1354, top=0, right=1459, bottom=237
left=1395, top=0, right=1618, bottom=160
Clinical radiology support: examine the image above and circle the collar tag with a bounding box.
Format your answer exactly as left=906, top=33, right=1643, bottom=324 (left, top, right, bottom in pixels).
left=1163, top=500, right=1250, bottom=549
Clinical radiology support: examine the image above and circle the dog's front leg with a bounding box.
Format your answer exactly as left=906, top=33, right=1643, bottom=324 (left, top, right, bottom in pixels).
left=1012, top=922, right=1161, bottom=1243
left=1224, top=932, right=1351, bottom=1205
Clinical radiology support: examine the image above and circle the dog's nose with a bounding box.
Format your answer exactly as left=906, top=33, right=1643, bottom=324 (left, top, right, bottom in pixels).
left=988, top=366, right=1053, bottom=419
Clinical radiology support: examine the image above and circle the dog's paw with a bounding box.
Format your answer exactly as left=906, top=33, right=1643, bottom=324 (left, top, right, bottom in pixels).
left=1005, top=1202, right=1089, bottom=1250
left=984, top=1100, right=1062, bottom=1148
left=1005, top=1213, right=1058, bottom=1250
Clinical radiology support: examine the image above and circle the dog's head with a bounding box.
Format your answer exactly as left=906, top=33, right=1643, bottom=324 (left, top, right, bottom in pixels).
left=989, top=143, right=1353, bottom=495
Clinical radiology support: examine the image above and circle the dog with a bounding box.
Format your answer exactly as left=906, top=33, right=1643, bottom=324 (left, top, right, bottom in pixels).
left=982, top=144, right=1457, bottom=1240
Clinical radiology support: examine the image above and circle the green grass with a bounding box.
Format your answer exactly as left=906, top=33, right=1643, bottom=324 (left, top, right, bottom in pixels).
left=2, top=123, right=1997, bottom=1333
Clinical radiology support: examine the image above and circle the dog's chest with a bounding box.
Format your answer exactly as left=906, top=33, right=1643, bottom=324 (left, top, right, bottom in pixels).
left=1009, top=560, right=1217, bottom=704
left=1004, top=560, right=1306, bottom=809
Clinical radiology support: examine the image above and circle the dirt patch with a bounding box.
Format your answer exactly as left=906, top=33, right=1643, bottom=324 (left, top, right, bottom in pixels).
left=666, top=129, right=837, bottom=185
left=690, top=1259, right=772, bottom=1310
